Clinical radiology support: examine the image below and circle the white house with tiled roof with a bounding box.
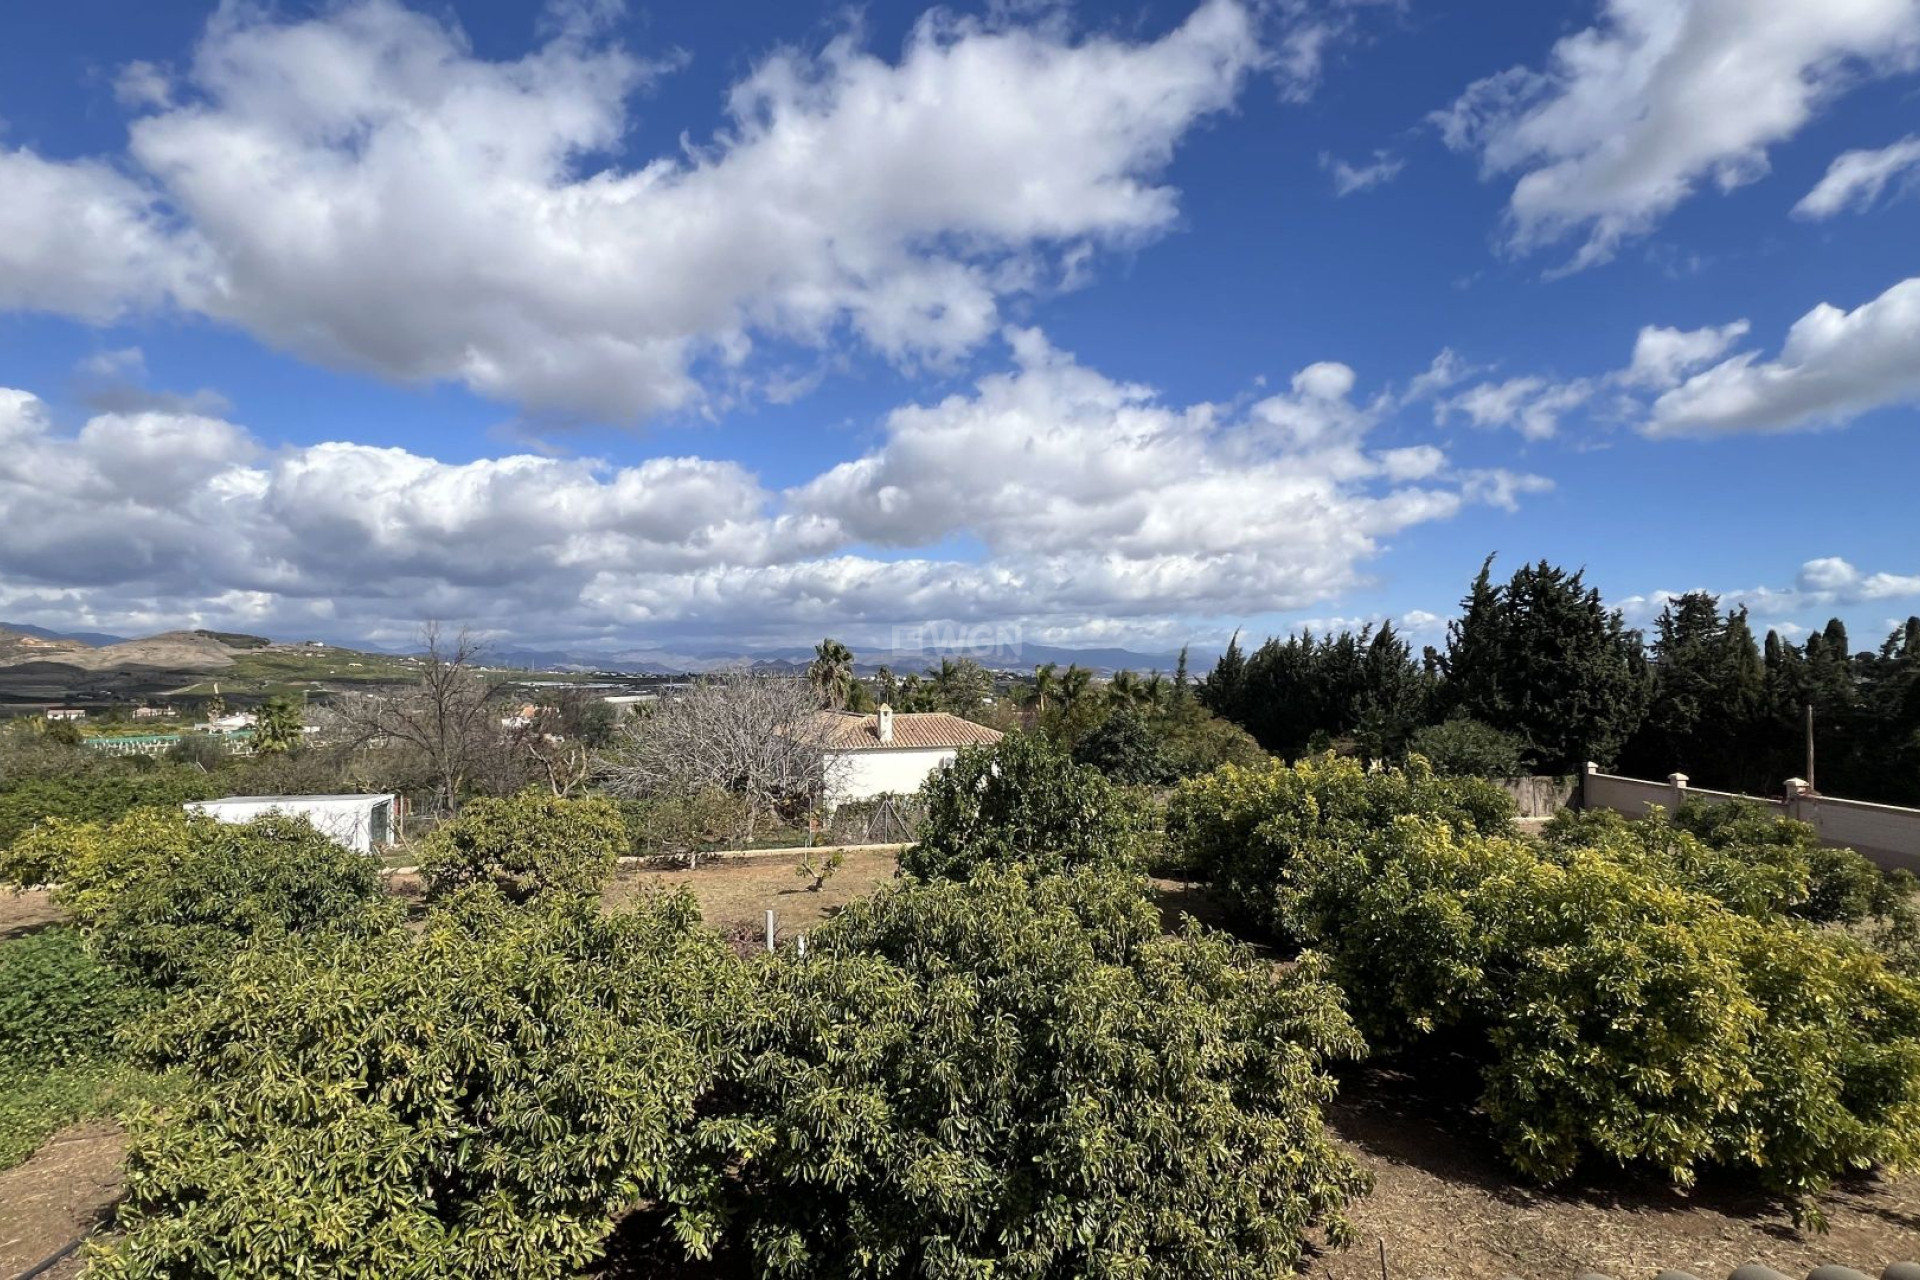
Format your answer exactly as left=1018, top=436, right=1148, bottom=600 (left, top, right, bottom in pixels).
left=806, top=705, right=1003, bottom=806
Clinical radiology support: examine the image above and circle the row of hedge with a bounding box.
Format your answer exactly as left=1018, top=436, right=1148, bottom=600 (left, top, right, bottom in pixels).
left=3, top=790, right=1368, bottom=1279
left=1166, top=754, right=1920, bottom=1220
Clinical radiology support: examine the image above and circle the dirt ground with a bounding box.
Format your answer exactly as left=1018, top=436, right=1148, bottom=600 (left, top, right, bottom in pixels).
left=0, top=886, right=63, bottom=940
left=601, top=845, right=905, bottom=942
left=0, top=1121, right=124, bottom=1279
left=1320, top=1061, right=1920, bottom=1279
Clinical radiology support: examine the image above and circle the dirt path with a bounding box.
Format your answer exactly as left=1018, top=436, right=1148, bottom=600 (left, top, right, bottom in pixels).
left=0, top=1120, right=125, bottom=1279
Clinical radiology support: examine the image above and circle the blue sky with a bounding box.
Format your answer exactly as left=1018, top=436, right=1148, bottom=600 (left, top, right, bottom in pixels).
left=1, top=0, right=1917, bottom=655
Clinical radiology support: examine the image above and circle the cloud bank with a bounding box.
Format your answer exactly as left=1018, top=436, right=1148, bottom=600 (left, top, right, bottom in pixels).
left=0, top=336, right=1545, bottom=648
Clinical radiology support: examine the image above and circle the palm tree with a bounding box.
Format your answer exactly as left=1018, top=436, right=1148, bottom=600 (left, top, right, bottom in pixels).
left=1023, top=662, right=1059, bottom=715
left=931, top=657, right=989, bottom=713
left=1142, top=672, right=1168, bottom=709
left=1059, top=664, right=1093, bottom=709
left=808, top=638, right=856, bottom=710
left=1108, top=669, right=1142, bottom=707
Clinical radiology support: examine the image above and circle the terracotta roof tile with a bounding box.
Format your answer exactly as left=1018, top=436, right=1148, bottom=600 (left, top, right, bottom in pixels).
left=804, top=711, right=1005, bottom=751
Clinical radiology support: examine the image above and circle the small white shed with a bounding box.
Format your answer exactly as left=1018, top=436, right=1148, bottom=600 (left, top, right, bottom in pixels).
left=185, top=794, right=396, bottom=855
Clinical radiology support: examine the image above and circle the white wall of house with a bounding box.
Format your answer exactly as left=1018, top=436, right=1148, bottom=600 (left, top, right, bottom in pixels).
left=826, top=747, right=958, bottom=805
left=186, top=795, right=394, bottom=855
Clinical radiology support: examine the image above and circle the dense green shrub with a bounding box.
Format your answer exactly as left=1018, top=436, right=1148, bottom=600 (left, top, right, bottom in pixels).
left=1269, top=811, right=1920, bottom=1213
left=0, top=766, right=223, bottom=850
left=1404, top=717, right=1529, bottom=777
left=0, top=927, right=150, bottom=1071
left=0, top=1063, right=168, bottom=1172
left=1672, top=799, right=1893, bottom=924
left=417, top=791, right=625, bottom=901
left=1543, top=800, right=1906, bottom=927
left=1540, top=804, right=1810, bottom=920
left=622, top=787, right=752, bottom=862
left=92, top=890, right=754, bottom=1280
left=1173, top=761, right=1920, bottom=1213
left=723, top=866, right=1370, bottom=1277
left=1164, top=754, right=1514, bottom=933
left=1071, top=707, right=1175, bottom=784
left=0, top=927, right=165, bottom=1172
left=1156, top=702, right=1269, bottom=778
left=7, top=809, right=390, bottom=989
left=903, top=734, right=1153, bottom=881
left=1874, top=884, right=1920, bottom=978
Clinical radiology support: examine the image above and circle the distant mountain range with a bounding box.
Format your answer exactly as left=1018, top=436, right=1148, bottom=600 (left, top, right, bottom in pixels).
left=0, top=625, right=263, bottom=674
left=1, top=622, right=1212, bottom=681
left=486, top=640, right=1210, bottom=678
left=1, top=622, right=130, bottom=647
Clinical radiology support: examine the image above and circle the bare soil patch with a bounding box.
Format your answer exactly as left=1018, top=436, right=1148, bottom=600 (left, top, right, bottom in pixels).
left=0, top=886, right=63, bottom=939
left=0, top=1120, right=125, bottom=1279
left=601, top=846, right=903, bottom=941
left=1150, top=875, right=1274, bottom=949
left=1320, top=1060, right=1920, bottom=1279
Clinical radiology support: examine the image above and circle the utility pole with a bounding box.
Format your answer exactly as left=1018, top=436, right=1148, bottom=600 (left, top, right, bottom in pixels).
left=1805, top=703, right=1816, bottom=794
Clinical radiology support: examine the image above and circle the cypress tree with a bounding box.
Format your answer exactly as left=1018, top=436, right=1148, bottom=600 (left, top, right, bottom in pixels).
left=1442, top=557, right=1647, bottom=773
left=1199, top=631, right=1247, bottom=724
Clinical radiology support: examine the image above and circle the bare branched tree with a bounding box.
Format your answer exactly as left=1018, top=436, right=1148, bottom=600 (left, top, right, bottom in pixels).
left=335, top=623, right=500, bottom=815
left=515, top=717, right=593, bottom=798
left=600, top=673, right=843, bottom=840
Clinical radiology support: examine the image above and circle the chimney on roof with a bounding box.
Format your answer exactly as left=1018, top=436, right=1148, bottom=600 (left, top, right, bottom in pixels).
left=877, top=703, right=894, bottom=745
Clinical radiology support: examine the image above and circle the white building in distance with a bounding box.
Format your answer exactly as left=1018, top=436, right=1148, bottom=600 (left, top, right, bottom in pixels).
left=186, top=794, right=397, bottom=855
left=806, top=705, right=1003, bottom=806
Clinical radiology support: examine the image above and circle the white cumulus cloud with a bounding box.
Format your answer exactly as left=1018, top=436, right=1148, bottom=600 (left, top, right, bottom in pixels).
left=1622, top=320, right=1752, bottom=390
left=0, top=0, right=1266, bottom=420
left=1443, top=375, right=1593, bottom=440
left=1435, top=0, right=1920, bottom=271
left=1321, top=149, right=1404, bottom=196
left=1646, top=276, right=1920, bottom=436
left=1617, top=557, right=1920, bottom=631
left=0, top=334, right=1547, bottom=647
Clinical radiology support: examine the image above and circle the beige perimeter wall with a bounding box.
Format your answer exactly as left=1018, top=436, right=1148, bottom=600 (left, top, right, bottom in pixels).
left=1578, top=765, right=1920, bottom=875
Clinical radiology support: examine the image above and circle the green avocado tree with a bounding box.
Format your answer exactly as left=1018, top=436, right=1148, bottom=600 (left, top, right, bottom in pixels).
left=90, top=889, right=755, bottom=1280
left=720, top=866, right=1371, bottom=1278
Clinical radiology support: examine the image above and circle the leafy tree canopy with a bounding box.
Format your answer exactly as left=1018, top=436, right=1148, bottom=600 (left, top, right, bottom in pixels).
left=93, top=889, right=754, bottom=1280
left=417, top=790, right=625, bottom=903
left=1071, top=706, right=1174, bottom=785
left=903, top=734, right=1152, bottom=880
left=1406, top=718, right=1529, bottom=778
left=3, top=809, right=391, bottom=990
left=724, top=866, right=1371, bottom=1278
